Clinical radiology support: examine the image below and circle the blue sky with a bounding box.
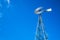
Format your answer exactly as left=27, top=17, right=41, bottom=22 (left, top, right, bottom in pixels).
left=0, top=0, right=60, bottom=40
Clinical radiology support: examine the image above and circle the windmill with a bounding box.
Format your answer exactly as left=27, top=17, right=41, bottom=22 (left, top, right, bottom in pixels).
left=34, top=7, right=52, bottom=40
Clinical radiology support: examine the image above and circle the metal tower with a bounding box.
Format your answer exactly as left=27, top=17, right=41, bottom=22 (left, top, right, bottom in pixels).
left=34, top=7, right=52, bottom=40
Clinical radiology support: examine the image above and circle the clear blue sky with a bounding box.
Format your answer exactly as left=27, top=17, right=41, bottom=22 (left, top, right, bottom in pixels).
left=0, top=0, right=60, bottom=40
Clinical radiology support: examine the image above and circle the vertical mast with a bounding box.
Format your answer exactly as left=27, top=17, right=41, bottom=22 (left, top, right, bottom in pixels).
left=35, top=14, right=48, bottom=40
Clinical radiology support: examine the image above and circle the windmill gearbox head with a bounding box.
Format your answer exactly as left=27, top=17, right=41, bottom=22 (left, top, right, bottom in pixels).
left=35, top=7, right=44, bottom=14
left=34, top=7, right=52, bottom=15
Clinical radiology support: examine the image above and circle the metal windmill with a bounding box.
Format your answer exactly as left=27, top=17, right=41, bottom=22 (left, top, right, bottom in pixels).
left=34, top=7, right=52, bottom=40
